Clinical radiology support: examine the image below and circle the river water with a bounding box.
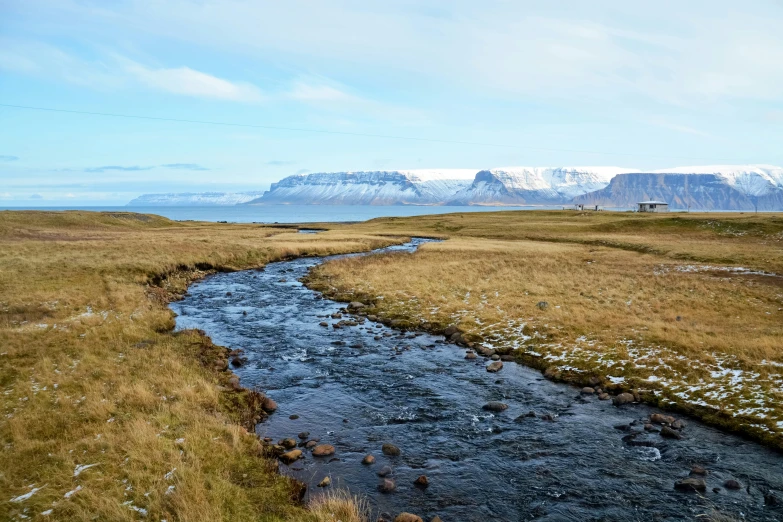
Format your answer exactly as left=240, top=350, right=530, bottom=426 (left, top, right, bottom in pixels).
left=171, top=238, right=783, bottom=521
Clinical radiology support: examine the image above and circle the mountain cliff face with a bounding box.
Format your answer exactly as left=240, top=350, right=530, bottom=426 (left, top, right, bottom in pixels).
left=248, top=170, right=477, bottom=205
left=447, top=166, right=638, bottom=205
left=574, top=171, right=783, bottom=211
left=127, top=191, right=265, bottom=206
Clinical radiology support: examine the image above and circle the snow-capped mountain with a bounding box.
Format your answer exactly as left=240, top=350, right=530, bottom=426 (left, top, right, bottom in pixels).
left=448, top=166, right=638, bottom=205
left=651, top=165, right=783, bottom=197
left=247, top=170, right=477, bottom=205
left=574, top=165, right=783, bottom=210
left=127, top=192, right=266, bottom=206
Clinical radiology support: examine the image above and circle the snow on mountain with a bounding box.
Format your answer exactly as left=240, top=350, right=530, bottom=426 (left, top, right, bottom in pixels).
left=651, top=165, right=783, bottom=197
left=248, top=170, right=477, bottom=205
left=574, top=165, right=783, bottom=210
left=127, top=192, right=266, bottom=206
left=449, top=166, right=639, bottom=205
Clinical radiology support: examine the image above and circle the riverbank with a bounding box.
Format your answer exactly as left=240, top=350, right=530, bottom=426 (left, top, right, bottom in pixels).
left=307, top=211, right=783, bottom=450
left=0, top=210, right=398, bottom=521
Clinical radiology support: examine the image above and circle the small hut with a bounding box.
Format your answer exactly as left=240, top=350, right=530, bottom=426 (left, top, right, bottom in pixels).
left=637, top=201, right=669, bottom=213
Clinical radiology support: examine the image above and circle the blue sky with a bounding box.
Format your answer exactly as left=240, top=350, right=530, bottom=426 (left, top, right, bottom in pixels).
left=2, top=0, right=783, bottom=205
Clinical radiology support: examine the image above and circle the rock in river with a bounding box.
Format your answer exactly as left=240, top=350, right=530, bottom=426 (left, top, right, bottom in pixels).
left=394, top=514, right=423, bottom=522
left=378, top=478, right=396, bottom=493
left=660, top=426, right=683, bottom=440
left=317, top=476, right=331, bottom=487
left=279, top=449, right=302, bottom=464
left=382, top=443, right=401, bottom=456
left=465, top=352, right=477, bottom=360
left=261, top=397, right=278, bottom=412
left=674, top=477, right=706, bottom=492
left=279, top=438, right=297, bottom=449
left=312, top=444, right=335, bottom=457
left=414, top=475, right=429, bottom=488
left=724, top=479, right=742, bottom=490
left=612, top=393, right=635, bottom=406
left=482, top=402, right=508, bottom=412
left=362, top=454, right=375, bottom=465
left=486, top=361, right=503, bottom=373
left=650, top=413, right=676, bottom=425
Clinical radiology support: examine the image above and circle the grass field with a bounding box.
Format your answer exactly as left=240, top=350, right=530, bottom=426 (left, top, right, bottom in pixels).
left=311, top=210, right=783, bottom=448
left=0, top=211, right=395, bottom=522
left=2, top=208, right=781, bottom=521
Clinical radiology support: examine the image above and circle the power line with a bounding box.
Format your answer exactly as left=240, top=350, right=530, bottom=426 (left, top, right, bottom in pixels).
left=0, top=102, right=748, bottom=163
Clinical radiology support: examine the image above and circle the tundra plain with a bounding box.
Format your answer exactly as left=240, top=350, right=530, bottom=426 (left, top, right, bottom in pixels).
left=1, top=209, right=782, bottom=521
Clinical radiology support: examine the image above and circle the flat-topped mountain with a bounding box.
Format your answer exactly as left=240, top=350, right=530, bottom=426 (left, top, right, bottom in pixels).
left=246, top=170, right=477, bottom=205
left=575, top=165, right=783, bottom=211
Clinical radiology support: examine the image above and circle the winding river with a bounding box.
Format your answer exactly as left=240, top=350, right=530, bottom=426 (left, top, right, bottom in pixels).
left=172, top=238, right=783, bottom=521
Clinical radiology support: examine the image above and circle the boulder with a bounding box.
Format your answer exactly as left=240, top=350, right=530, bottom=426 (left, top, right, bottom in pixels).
left=671, top=419, right=686, bottom=430
left=476, top=346, right=495, bottom=357
left=317, top=476, right=331, bottom=487
left=377, top=478, right=396, bottom=493
left=674, top=478, right=706, bottom=492
left=312, top=444, right=335, bottom=457
left=443, top=325, right=460, bottom=337
left=414, top=475, right=429, bottom=488
left=724, top=479, right=742, bottom=490
left=581, top=387, right=595, bottom=394
left=598, top=393, right=610, bottom=400
left=319, top=322, right=328, bottom=327
left=486, top=361, right=503, bottom=373
left=362, top=454, right=375, bottom=465
left=377, top=465, right=393, bottom=477
left=279, top=438, right=297, bottom=449
left=482, top=402, right=508, bottom=412
left=431, top=518, right=443, bottom=522
left=690, top=465, right=708, bottom=476
left=382, top=443, right=401, bottom=456
left=279, top=449, right=302, bottom=464
left=305, top=441, right=317, bottom=449
left=465, top=352, right=477, bottom=360
left=490, top=354, right=500, bottom=361
left=348, top=301, right=366, bottom=310
left=394, top=514, right=423, bottom=522
left=262, top=397, right=278, bottom=412
left=650, top=413, right=676, bottom=425
left=660, top=426, right=683, bottom=440
left=612, top=393, right=635, bottom=406
left=298, top=431, right=310, bottom=440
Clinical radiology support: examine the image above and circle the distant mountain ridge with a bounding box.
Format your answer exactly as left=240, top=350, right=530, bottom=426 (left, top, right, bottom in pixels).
left=574, top=166, right=783, bottom=211
left=247, top=170, right=477, bottom=205
left=127, top=191, right=265, bottom=206
left=127, top=165, right=783, bottom=210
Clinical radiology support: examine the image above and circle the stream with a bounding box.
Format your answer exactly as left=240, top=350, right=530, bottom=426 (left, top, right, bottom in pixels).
left=172, top=238, right=783, bottom=521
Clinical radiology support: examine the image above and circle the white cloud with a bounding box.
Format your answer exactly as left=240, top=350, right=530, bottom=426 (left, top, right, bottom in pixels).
left=122, top=60, right=264, bottom=102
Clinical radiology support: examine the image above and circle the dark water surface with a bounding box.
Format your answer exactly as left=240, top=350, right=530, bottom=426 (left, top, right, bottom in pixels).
left=172, top=239, right=783, bottom=521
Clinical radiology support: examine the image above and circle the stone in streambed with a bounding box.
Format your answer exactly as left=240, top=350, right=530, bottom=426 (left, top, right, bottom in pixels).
left=312, top=444, right=335, bottom=457
left=482, top=402, right=508, bottom=412
left=378, top=478, right=396, bottom=493
left=279, top=449, right=302, bottom=464
left=612, top=393, right=635, bottom=406
left=394, top=514, right=423, bottom=522
left=362, top=454, right=375, bottom=465
left=382, top=443, right=401, bottom=456
left=650, top=413, right=676, bottom=425
left=279, top=438, right=297, bottom=449
left=581, top=387, right=595, bottom=394
left=674, top=477, right=706, bottom=492
left=486, top=361, right=503, bottom=373
left=377, top=465, right=393, bottom=477
left=262, top=397, right=277, bottom=412
left=465, top=352, right=477, bottom=360
left=724, top=479, right=742, bottom=490
left=298, top=431, right=310, bottom=440
left=317, top=476, right=331, bottom=487
left=660, top=426, right=683, bottom=440
left=413, top=475, right=429, bottom=488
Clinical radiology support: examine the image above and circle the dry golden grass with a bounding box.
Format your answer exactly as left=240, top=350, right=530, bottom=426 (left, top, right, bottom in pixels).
left=311, top=210, right=783, bottom=447
left=0, top=211, right=397, bottom=521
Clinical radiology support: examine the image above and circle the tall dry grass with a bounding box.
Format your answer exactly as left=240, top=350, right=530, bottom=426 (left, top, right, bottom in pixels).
left=0, top=211, right=398, bottom=521
left=312, top=210, right=783, bottom=446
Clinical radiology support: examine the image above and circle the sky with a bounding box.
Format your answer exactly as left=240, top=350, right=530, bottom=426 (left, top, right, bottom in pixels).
left=2, top=0, right=783, bottom=206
